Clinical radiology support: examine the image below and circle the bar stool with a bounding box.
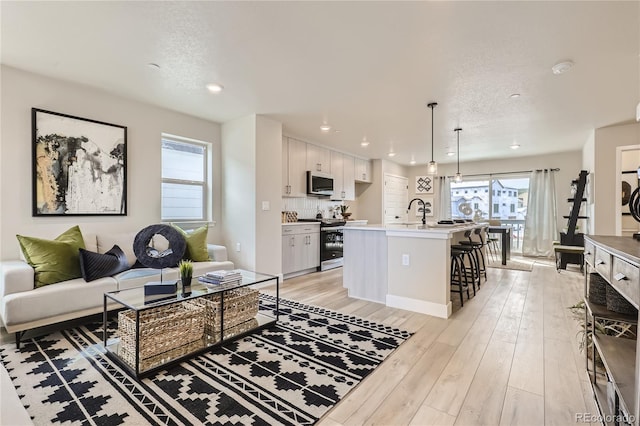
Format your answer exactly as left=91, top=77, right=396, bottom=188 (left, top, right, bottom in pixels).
left=458, top=227, right=488, bottom=283
left=486, top=230, right=500, bottom=262
left=451, top=242, right=480, bottom=295
left=450, top=248, right=471, bottom=306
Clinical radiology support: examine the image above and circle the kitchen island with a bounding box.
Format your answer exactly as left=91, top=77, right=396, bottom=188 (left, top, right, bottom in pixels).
left=343, top=223, right=484, bottom=318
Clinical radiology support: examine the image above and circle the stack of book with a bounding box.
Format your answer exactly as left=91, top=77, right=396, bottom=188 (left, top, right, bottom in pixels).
left=198, top=270, right=242, bottom=286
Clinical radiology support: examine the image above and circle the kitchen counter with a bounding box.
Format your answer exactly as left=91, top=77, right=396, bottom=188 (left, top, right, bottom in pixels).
left=345, top=222, right=481, bottom=236
left=343, top=222, right=485, bottom=318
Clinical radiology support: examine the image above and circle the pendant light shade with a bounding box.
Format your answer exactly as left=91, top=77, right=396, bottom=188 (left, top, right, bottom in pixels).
left=427, top=102, right=438, bottom=175
left=454, top=128, right=463, bottom=182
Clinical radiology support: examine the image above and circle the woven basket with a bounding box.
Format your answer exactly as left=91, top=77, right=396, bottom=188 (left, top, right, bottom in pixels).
left=193, top=288, right=259, bottom=337
left=605, top=284, right=637, bottom=315
left=588, top=273, right=607, bottom=306
left=119, top=339, right=203, bottom=372
left=117, top=301, right=205, bottom=362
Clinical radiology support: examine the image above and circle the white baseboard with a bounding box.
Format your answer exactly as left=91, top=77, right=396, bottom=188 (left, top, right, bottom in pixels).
left=386, top=294, right=451, bottom=318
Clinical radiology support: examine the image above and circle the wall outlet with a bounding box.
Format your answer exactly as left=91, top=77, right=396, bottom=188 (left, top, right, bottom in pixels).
left=262, top=201, right=270, bottom=211
left=236, top=243, right=241, bottom=252
left=402, top=254, right=410, bottom=266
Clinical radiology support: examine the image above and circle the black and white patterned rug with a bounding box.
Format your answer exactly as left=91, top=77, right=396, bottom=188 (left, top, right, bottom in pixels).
left=1, top=295, right=411, bottom=425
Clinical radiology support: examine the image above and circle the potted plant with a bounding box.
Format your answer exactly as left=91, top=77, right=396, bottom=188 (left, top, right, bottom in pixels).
left=339, top=204, right=351, bottom=220
left=178, top=260, right=193, bottom=294
left=568, top=300, right=636, bottom=359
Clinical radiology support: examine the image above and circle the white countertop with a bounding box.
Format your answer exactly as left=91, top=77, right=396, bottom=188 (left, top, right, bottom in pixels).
left=343, top=222, right=484, bottom=236
left=281, top=222, right=321, bottom=226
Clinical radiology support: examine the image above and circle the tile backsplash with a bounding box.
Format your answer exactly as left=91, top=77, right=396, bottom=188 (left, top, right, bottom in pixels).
left=281, top=197, right=344, bottom=219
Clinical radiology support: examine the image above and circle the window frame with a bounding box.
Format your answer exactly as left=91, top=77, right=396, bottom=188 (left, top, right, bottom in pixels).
left=161, top=135, right=210, bottom=222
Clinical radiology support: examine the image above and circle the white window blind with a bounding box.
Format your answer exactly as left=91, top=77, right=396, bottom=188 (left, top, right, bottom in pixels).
left=161, top=137, right=208, bottom=221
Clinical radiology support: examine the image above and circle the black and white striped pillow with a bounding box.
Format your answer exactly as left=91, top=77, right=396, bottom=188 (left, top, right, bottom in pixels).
left=79, top=245, right=130, bottom=282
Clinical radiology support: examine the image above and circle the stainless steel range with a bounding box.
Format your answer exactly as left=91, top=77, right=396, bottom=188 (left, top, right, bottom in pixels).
left=298, top=218, right=346, bottom=271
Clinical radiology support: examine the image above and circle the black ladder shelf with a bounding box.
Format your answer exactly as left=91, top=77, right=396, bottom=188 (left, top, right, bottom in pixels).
left=558, top=170, right=589, bottom=270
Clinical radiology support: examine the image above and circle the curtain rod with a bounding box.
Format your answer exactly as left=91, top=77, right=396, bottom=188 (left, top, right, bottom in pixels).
left=438, top=168, right=559, bottom=179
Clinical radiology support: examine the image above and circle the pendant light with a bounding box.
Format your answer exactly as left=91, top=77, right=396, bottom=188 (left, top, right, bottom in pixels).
left=427, top=102, right=438, bottom=174
left=454, top=128, right=463, bottom=182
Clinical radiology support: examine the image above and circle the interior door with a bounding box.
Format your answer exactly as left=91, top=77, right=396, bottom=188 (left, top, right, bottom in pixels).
left=383, top=174, right=409, bottom=225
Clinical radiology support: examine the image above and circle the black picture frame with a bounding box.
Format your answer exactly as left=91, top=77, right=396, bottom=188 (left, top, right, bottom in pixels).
left=32, top=108, right=127, bottom=216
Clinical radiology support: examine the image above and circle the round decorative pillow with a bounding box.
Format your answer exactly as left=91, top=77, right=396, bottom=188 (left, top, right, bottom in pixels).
left=133, top=224, right=186, bottom=269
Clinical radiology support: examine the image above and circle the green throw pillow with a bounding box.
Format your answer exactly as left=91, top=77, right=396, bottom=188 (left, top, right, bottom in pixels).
left=17, top=225, right=86, bottom=288
left=172, top=224, right=210, bottom=262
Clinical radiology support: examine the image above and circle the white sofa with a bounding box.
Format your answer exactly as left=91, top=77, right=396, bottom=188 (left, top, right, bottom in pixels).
left=0, top=231, right=234, bottom=347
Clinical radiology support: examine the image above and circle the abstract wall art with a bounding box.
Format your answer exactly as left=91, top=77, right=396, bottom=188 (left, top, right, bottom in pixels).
left=32, top=108, right=127, bottom=216
left=415, top=197, right=434, bottom=217
left=415, top=175, right=433, bottom=194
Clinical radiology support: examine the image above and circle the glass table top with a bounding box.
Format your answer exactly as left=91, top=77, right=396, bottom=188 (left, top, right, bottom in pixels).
left=105, top=269, right=276, bottom=311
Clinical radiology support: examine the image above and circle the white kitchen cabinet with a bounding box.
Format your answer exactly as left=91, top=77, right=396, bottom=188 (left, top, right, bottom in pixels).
left=306, top=143, right=331, bottom=173
left=282, top=224, right=320, bottom=277
left=282, top=137, right=307, bottom=197
left=330, top=151, right=355, bottom=201
left=343, top=154, right=355, bottom=199
left=355, top=158, right=372, bottom=183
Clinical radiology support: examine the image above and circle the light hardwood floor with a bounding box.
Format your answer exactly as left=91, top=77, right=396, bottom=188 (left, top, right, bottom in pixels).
left=260, top=260, right=600, bottom=426
left=1, top=260, right=599, bottom=425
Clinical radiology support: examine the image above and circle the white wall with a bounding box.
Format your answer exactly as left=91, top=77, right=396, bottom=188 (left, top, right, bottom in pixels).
left=255, top=115, right=283, bottom=275
left=593, top=122, right=640, bottom=235
left=0, top=66, right=223, bottom=260
left=221, top=116, right=257, bottom=270
left=221, top=114, right=282, bottom=276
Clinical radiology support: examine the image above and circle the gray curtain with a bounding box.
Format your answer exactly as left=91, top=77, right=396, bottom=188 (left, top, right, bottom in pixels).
left=523, top=170, right=557, bottom=256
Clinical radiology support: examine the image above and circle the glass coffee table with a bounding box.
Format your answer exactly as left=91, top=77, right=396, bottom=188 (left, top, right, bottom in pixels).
left=102, top=269, right=279, bottom=378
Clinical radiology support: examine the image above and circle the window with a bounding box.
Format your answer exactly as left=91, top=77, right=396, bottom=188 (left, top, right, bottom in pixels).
left=493, top=204, right=499, bottom=214
left=510, top=204, right=516, bottom=213
left=161, top=136, right=209, bottom=221
left=474, top=202, right=479, bottom=209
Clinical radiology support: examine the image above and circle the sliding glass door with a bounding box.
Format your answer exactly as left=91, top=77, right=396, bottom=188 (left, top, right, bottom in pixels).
left=450, top=175, right=529, bottom=253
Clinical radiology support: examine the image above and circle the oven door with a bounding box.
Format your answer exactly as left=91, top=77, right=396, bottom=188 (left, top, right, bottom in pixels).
left=320, top=227, right=344, bottom=269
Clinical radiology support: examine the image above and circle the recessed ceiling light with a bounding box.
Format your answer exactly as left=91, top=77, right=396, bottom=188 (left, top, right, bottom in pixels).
left=551, top=60, right=574, bottom=75
left=147, top=63, right=161, bottom=70
left=334, top=129, right=341, bottom=133
left=410, top=159, right=416, bottom=165
left=388, top=152, right=396, bottom=157
left=509, top=93, right=521, bottom=98
left=361, top=137, right=370, bottom=147
left=320, top=124, right=332, bottom=133
left=206, top=83, right=224, bottom=93
left=510, top=143, right=521, bottom=150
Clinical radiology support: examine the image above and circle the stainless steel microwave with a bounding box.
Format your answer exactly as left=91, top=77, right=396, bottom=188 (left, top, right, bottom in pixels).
left=307, top=171, right=334, bottom=196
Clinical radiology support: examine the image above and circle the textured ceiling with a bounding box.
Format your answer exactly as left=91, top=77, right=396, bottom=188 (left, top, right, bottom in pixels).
left=2, top=1, right=639, bottom=165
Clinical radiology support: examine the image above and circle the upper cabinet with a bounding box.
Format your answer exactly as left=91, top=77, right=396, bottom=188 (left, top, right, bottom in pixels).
left=355, top=158, right=372, bottom=183
left=306, top=143, right=331, bottom=173
left=282, top=136, right=366, bottom=200
left=282, top=137, right=307, bottom=197
left=330, top=151, right=355, bottom=201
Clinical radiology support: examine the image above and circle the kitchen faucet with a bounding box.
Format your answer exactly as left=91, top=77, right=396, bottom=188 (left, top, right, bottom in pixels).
left=408, top=198, right=427, bottom=225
